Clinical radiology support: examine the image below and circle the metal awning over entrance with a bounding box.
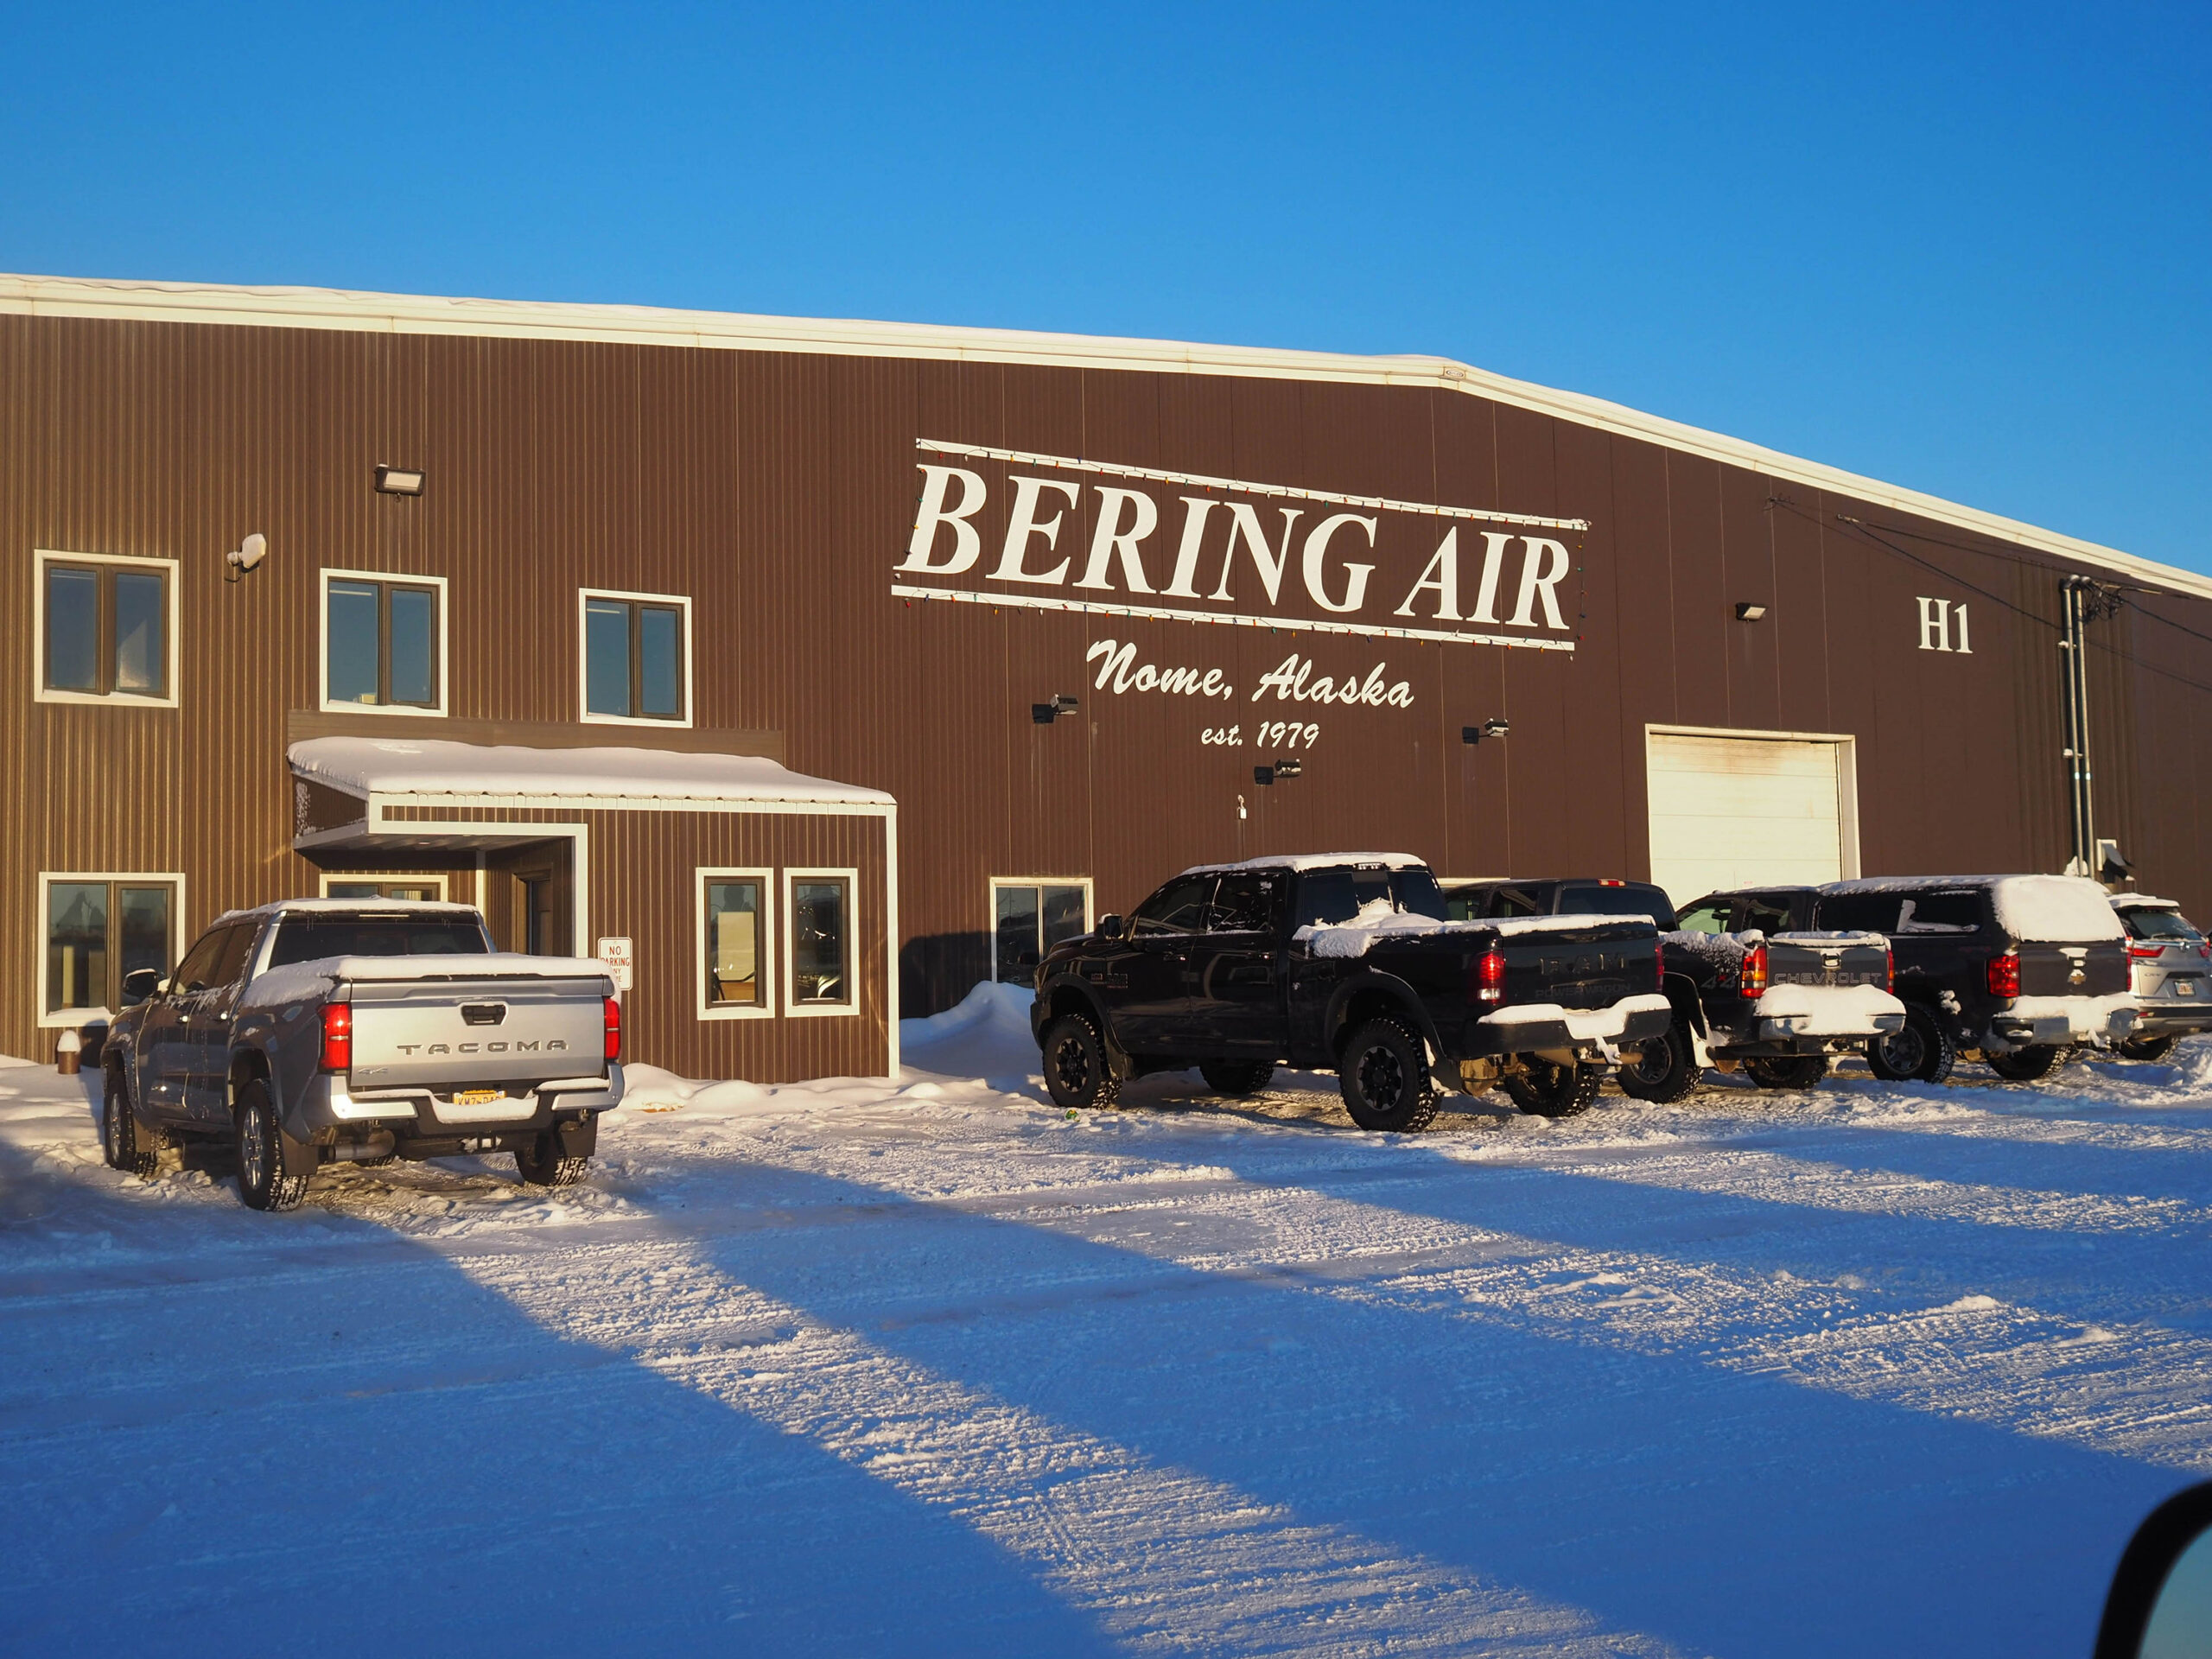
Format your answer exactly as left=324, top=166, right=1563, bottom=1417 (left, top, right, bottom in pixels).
left=289, top=735, right=894, bottom=851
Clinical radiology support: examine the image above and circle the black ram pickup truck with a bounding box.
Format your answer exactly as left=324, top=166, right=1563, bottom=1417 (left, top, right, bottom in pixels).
left=1700, top=874, right=2136, bottom=1084
left=1031, top=855, right=1673, bottom=1129
left=1447, top=878, right=1905, bottom=1096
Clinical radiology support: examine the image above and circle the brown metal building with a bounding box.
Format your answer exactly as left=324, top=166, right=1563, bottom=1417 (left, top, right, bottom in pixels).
left=6, top=273, right=2209, bottom=1079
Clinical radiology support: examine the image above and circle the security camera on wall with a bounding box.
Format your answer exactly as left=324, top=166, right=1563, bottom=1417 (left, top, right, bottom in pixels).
left=225, top=531, right=268, bottom=582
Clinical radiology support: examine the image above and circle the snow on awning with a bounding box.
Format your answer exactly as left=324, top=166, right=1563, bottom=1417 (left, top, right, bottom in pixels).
left=288, top=735, right=894, bottom=809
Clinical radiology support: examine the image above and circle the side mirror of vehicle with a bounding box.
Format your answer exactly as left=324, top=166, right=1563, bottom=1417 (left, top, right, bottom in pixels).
left=120, top=968, right=164, bottom=1007
left=2095, top=1479, right=2212, bottom=1657
left=1096, top=913, right=1125, bottom=941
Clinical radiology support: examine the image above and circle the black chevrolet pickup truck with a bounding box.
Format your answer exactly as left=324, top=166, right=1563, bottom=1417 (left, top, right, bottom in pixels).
left=1030, top=855, right=1673, bottom=1129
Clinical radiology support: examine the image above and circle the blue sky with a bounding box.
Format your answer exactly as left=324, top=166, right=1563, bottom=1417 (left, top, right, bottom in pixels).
left=5, top=3, right=2206, bottom=571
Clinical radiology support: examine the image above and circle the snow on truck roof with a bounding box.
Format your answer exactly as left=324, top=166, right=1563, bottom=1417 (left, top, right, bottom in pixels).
left=288, top=735, right=894, bottom=808
left=213, top=897, right=484, bottom=924
left=1826, top=874, right=2124, bottom=942
left=1177, top=854, right=1428, bottom=877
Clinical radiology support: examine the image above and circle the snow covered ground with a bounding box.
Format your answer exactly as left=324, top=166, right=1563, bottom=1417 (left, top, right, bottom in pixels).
left=5, top=982, right=2211, bottom=1656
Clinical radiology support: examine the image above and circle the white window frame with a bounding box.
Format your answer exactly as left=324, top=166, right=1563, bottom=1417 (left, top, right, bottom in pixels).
left=988, top=876, right=1092, bottom=982
left=34, top=550, right=183, bottom=709
left=318, top=567, right=451, bottom=718
left=578, top=588, right=695, bottom=728
left=315, top=872, right=452, bottom=899
left=35, top=870, right=188, bottom=1027
left=783, top=867, right=861, bottom=1018
left=696, top=866, right=775, bottom=1021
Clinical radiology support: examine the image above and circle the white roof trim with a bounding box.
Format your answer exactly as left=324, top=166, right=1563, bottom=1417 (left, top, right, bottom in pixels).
left=6, top=271, right=2203, bottom=603
left=288, top=735, right=894, bottom=809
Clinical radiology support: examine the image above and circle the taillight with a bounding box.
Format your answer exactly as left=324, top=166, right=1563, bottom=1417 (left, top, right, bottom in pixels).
left=2199, top=940, right=2209, bottom=962
left=1885, top=945, right=1896, bottom=994
left=1738, top=943, right=1768, bottom=997
left=1469, top=948, right=1507, bottom=1005
left=2128, top=943, right=2164, bottom=960
left=320, top=1003, right=353, bottom=1073
left=1986, top=950, right=2021, bottom=999
left=604, top=996, right=623, bottom=1064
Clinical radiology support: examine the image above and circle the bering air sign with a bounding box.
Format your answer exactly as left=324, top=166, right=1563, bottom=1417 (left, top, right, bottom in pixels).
left=893, top=440, right=1586, bottom=652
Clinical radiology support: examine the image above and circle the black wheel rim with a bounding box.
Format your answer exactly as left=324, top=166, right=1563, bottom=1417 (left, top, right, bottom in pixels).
left=1880, top=1027, right=1925, bottom=1074
left=1052, top=1034, right=1092, bottom=1098
left=1631, top=1044, right=1670, bottom=1085
left=1357, top=1044, right=1404, bottom=1111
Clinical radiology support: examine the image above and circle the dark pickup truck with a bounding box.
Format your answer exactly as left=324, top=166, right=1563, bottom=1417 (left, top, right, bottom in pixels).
left=1446, top=878, right=1905, bottom=1096
left=1696, top=874, right=2136, bottom=1084
left=1030, top=854, right=1673, bottom=1129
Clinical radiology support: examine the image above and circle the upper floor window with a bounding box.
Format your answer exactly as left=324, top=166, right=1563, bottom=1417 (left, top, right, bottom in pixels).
left=321, top=569, right=447, bottom=715
left=35, top=551, right=178, bottom=707
left=581, top=589, right=690, bottom=724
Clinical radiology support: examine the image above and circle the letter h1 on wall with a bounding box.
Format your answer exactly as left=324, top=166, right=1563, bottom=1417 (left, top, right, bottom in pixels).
left=1916, top=596, right=1973, bottom=653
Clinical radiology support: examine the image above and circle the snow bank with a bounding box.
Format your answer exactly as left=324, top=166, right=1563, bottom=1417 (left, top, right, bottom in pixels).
left=900, top=981, right=1041, bottom=1083
left=615, top=1064, right=772, bottom=1115
left=1992, top=876, right=2125, bottom=943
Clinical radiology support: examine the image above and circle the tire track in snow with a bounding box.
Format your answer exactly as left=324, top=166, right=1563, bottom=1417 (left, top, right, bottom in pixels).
left=455, top=1237, right=1688, bottom=1659
left=892, top=1170, right=2212, bottom=1473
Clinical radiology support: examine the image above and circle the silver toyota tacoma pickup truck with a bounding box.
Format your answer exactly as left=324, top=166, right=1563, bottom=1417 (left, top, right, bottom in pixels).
left=99, top=899, right=625, bottom=1211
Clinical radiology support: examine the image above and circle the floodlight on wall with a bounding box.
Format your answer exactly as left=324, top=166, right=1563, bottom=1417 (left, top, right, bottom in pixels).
left=1735, top=601, right=1768, bottom=621
left=374, top=464, right=427, bottom=496
left=224, top=531, right=269, bottom=583
left=1461, top=717, right=1510, bottom=744
left=1032, top=694, right=1080, bottom=724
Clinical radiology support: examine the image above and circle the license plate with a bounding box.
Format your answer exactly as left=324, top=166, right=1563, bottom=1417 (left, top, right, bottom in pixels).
left=454, top=1088, right=502, bottom=1106
left=2174, top=981, right=2196, bottom=997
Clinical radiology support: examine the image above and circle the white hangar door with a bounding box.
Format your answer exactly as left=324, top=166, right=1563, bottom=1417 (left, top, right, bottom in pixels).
left=1644, top=728, right=1858, bottom=907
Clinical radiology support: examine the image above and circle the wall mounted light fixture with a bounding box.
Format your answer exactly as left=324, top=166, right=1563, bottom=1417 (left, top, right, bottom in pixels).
left=224, top=531, right=269, bottom=583
left=1460, top=718, right=1510, bottom=744
left=1735, top=602, right=1768, bottom=621
left=1031, top=693, right=1080, bottom=725
left=375, top=464, right=427, bottom=496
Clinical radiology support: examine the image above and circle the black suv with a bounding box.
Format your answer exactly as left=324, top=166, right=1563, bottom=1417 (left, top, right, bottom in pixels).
left=1698, top=875, right=2135, bottom=1084
left=1032, top=855, right=1673, bottom=1129
left=1450, top=879, right=1902, bottom=1096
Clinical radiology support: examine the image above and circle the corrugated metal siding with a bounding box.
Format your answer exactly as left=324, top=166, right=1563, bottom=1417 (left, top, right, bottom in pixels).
left=6, top=307, right=2212, bottom=1071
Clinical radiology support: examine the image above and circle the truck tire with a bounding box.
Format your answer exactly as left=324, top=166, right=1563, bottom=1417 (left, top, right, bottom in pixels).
left=1338, top=1018, right=1439, bottom=1132
left=1986, top=1044, right=2061, bottom=1083
left=515, top=1134, right=591, bottom=1186
left=2119, top=1033, right=2177, bottom=1063
left=234, top=1077, right=312, bottom=1212
left=1041, top=1014, right=1121, bottom=1110
left=1615, top=1020, right=1702, bottom=1103
left=1503, top=1059, right=1604, bottom=1118
left=1199, top=1059, right=1274, bottom=1097
left=1744, top=1053, right=1831, bottom=1090
left=101, top=1065, right=159, bottom=1179
left=1866, top=1004, right=1955, bottom=1085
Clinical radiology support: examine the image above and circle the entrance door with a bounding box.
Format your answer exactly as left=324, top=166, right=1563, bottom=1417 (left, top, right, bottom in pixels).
left=489, top=843, right=575, bottom=957
left=1646, top=729, right=1853, bottom=908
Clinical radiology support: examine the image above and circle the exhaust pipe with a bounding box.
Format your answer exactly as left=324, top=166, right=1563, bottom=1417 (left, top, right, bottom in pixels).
left=327, top=1131, right=397, bottom=1163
